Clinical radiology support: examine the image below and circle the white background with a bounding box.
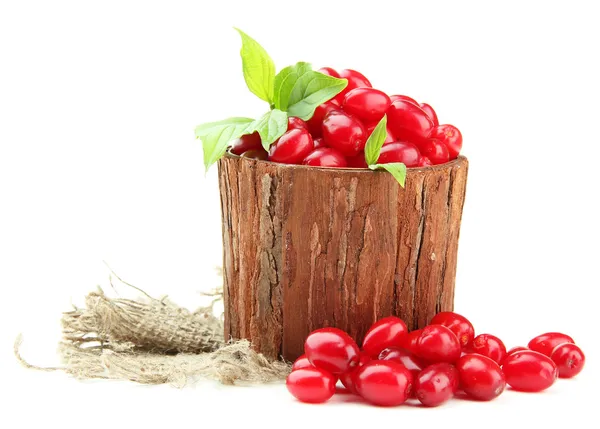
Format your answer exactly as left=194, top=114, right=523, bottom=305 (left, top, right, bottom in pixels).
left=1, top=0, right=599, bottom=427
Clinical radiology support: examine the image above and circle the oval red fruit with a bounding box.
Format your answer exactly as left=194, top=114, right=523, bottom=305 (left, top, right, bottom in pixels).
left=502, top=350, right=558, bottom=392
left=457, top=354, right=506, bottom=401
left=528, top=332, right=575, bottom=357
left=342, top=88, right=391, bottom=123
left=339, top=352, right=371, bottom=393
left=417, top=324, right=462, bottom=363
left=379, top=347, right=426, bottom=376
left=346, top=153, right=368, bottom=168
left=386, top=99, right=434, bottom=143
left=269, top=128, right=314, bottom=164
left=429, top=124, right=462, bottom=159
left=307, top=101, right=339, bottom=138
left=322, top=110, right=367, bottom=156
left=292, top=354, right=313, bottom=371
left=418, top=156, right=432, bottom=167
left=334, top=69, right=372, bottom=104
left=304, top=327, right=360, bottom=374
left=550, top=343, right=585, bottom=378
left=420, top=103, right=439, bottom=127
left=303, top=147, right=348, bottom=168
left=414, top=363, right=459, bottom=407
left=402, top=329, right=422, bottom=356
left=390, top=94, right=418, bottom=105
left=430, top=312, right=475, bottom=348
left=466, top=334, right=507, bottom=365
left=317, top=67, right=340, bottom=78
left=288, top=116, right=309, bottom=131
left=507, top=346, right=529, bottom=356
left=377, top=142, right=421, bottom=168
left=420, top=138, right=450, bottom=165
left=354, top=361, right=413, bottom=406
left=229, top=132, right=262, bottom=155
left=362, top=316, right=408, bottom=358
left=286, top=367, right=336, bottom=403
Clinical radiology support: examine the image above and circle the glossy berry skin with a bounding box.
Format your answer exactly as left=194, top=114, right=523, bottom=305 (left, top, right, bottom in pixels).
left=317, top=67, right=340, bottom=78
left=334, top=68, right=372, bottom=104
left=240, top=149, right=268, bottom=160
left=390, top=94, right=418, bottom=105
left=322, top=110, right=367, bottom=156
left=313, top=138, right=326, bottom=149
left=430, top=312, right=475, bottom=348
left=466, top=334, right=507, bottom=365
left=229, top=132, right=262, bottom=155
left=361, top=316, right=408, bottom=358
left=307, top=101, right=339, bottom=138
left=292, top=354, right=313, bottom=371
left=269, top=128, right=314, bottom=164
left=288, top=116, right=309, bottom=131
left=354, top=361, right=413, bottom=406
left=418, top=156, right=432, bottom=167
left=304, top=327, right=360, bottom=375
left=286, top=367, right=336, bottom=403
left=379, top=347, right=426, bottom=377
left=528, top=332, right=575, bottom=357
left=429, top=124, right=462, bottom=159
left=502, top=350, right=558, bottom=392
left=457, top=354, right=506, bottom=401
left=414, top=363, right=459, bottom=407
left=365, top=123, right=395, bottom=145
left=420, top=103, right=439, bottom=127
left=377, top=142, right=421, bottom=168
left=303, top=147, right=348, bottom=168
left=402, top=329, right=422, bottom=356
left=339, top=352, right=371, bottom=393
left=387, top=99, right=434, bottom=143
left=417, top=325, right=461, bottom=363
left=342, top=88, right=391, bottom=123
left=550, top=343, right=585, bottom=378
left=420, top=138, right=450, bottom=165
left=346, top=153, right=368, bottom=168
left=507, top=346, right=529, bottom=357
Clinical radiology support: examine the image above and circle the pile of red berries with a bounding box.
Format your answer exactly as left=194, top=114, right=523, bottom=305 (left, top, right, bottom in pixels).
left=286, top=312, right=585, bottom=406
left=229, top=68, right=462, bottom=168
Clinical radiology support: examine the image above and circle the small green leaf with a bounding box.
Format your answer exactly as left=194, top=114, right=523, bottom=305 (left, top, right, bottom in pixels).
left=273, top=62, right=312, bottom=110
left=369, top=162, right=407, bottom=187
left=364, top=115, right=388, bottom=165
left=195, top=117, right=254, bottom=172
left=234, top=28, right=276, bottom=104
left=244, top=109, right=288, bottom=151
left=286, top=71, right=347, bottom=120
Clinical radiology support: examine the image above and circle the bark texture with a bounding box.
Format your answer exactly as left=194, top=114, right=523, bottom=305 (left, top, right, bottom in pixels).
left=218, top=155, right=468, bottom=361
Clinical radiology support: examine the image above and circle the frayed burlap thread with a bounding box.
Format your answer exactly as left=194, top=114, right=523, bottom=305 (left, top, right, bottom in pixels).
left=16, top=286, right=291, bottom=387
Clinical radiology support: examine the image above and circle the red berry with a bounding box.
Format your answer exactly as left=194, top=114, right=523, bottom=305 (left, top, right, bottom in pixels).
left=322, top=110, right=367, bottom=156
left=429, top=124, right=462, bottom=159
left=346, top=153, right=368, bottom=168
left=342, top=88, right=391, bottom=123
left=377, top=142, right=421, bottom=168
left=420, top=138, right=450, bottom=165
left=457, top=354, right=506, bottom=401
left=307, top=101, right=339, bottom=138
left=507, top=346, right=529, bottom=356
left=303, top=147, right=348, bottom=168
left=288, top=116, right=309, bottom=131
left=286, top=367, right=336, bottom=403
left=313, top=138, right=327, bottom=149
left=465, top=334, right=507, bottom=365
left=354, top=361, right=413, bottom=406
left=419, top=103, right=439, bottom=127
left=361, top=316, right=408, bottom=359
left=402, top=329, right=422, bottom=356
left=292, top=354, right=313, bottom=371
left=317, top=67, right=340, bottom=78
left=365, top=122, right=395, bottom=145
left=334, top=69, right=372, bottom=104
left=502, top=350, right=558, bottom=392
left=387, top=99, right=434, bottom=143
left=390, top=94, right=418, bottom=105
left=379, top=347, right=426, bottom=377
left=229, top=132, right=262, bottom=155
left=240, top=149, right=268, bottom=160
left=430, top=312, right=475, bottom=349
left=268, top=129, right=314, bottom=165
left=304, top=327, right=360, bottom=374
left=417, top=324, right=461, bottom=363
left=528, top=332, right=575, bottom=357
left=417, top=156, right=432, bottom=167
left=414, top=363, right=459, bottom=407
left=339, top=352, right=371, bottom=393
left=550, top=343, right=585, bottom=378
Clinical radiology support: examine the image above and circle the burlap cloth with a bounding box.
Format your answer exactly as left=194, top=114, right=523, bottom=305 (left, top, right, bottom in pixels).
left=15, top=271, right=291, bottom=387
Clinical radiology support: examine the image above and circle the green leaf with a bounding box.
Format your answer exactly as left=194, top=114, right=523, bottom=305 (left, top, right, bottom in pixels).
left=234, top=28, right=276, bottom=104
left=273, top=62, right=312, bottom=110
left=195, top=117, right=254, bottom=172
left=364, top=115, right=388, bottom=165
left=285, top=71, right=348, bottom=120
left=244, top=109, right=288, bottom=151
left=369, top=162, right=407, bottom=187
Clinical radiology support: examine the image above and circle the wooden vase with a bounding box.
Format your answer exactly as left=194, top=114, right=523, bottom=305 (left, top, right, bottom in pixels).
left=217, top=154, right=468, bottom=361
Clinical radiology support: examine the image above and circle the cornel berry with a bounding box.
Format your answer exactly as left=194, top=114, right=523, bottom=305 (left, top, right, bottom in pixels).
left=286, top=311, right=583, bottom=406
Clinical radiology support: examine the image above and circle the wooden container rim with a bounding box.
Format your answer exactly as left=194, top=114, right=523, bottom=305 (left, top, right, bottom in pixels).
left=223, top=152, right=467, bottom=175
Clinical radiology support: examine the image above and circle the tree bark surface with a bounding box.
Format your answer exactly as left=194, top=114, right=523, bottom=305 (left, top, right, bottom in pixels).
left=218, top=155, right=468, bottom=361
